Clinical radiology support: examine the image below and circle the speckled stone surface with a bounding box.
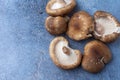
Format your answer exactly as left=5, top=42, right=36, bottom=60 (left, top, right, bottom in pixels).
left=0, top=0, right=120, bottom=80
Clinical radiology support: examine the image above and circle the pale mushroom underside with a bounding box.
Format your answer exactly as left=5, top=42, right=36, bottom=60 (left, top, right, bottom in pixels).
left=94, top=17, right=120, bottom=36
left=55, top=41, right=78, bottom=65
left=51, top=0, right=72, bottom=9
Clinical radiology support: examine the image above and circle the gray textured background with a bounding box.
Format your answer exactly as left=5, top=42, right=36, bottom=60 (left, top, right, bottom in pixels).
left=0, top=0, right=120, bottom=80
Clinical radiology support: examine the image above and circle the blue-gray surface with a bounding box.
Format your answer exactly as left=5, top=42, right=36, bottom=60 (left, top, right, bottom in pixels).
left=0, top=0, right=120, bottom=80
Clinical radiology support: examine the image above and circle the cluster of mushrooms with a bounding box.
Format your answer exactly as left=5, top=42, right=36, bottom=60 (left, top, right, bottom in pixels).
left=45, top=0, right=120, bottom=73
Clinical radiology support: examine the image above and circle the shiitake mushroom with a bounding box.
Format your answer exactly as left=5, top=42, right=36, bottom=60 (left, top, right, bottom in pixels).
left=46, top=0, right=76, bottom=16
left=67, top=11, right=94, bottom=41
left=93, top=11, right=120, bottom=43
left=82, top=40, right=112, bottom=73
left=49, top=36, right=82, bottom=69
left=45, top=16, right=69, bottom=35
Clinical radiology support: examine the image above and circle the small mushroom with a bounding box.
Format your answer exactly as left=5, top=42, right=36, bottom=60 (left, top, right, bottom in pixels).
left=46, top=0, right=76, bottom=16
left=49, top=36, right=82, bottom=69
left=82, top=40, right=112, bottom=73
left=94, top=11, right=120, bottom=43
left=45, top=16, right=69, bottom=35
left=67, top=11, right=94, bottom=41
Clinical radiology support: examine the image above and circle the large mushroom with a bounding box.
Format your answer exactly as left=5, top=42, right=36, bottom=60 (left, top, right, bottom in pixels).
left=82, top=40, right=112, bottom=73
left=45, top=16, right=69, bottom=35
left=94, top=11, right=120, bottom=43
left=49, top=36, right=82, bottom=69
left=67, top=11, right=94, bottom=41
left=46, top=0, right=76, bottom=16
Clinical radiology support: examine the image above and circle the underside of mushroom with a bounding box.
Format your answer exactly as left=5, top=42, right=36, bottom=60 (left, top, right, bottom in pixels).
left=46, top=0, right=76, bottom=16
left=49, top=37, right=82, bottom=69
left=51, top=0, right=72, bottom=9
left=94, top=11, right=120, bottom=42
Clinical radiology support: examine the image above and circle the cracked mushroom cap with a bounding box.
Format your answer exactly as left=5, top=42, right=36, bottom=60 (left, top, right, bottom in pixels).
left=45, top=16, right=69, bottom=35
left=49, top=36, right=82, bottom=69
left=46, top=0, right=76, bottom=16
left=94, top=11, right=120, bottom=43
left=67, top=11, right=94, bottom=41
left=82, top=40, right=112, bottom=73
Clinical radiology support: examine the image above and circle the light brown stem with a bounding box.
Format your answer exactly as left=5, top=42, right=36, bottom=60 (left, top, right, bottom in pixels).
left=62, top=46, right=70, bottom=55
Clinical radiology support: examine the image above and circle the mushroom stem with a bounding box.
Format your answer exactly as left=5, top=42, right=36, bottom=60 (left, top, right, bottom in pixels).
left=95, top=22, right=105, bottom=35
left=62, top=46, right=70, bottom=55
left=100, top=57, right=104, bottom=63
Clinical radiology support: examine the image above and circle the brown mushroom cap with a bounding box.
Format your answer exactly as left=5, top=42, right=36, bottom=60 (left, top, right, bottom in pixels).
left=46, top=0, right=76, bottom=16
left=67, top=11, right=94, bottom=41
left=82, top=40, right=112, bottom=73
left=45, top=16, right=68, bottom=35
left=94, top=11, right=120, bottom=43
left=49, top=36, right=82, bottom=69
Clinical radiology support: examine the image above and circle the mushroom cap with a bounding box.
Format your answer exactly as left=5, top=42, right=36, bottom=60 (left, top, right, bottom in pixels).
left=67, top=11, right=94, bottom=41
left=94, top=11, right=120, bottom=43
left=82, top=40, right=112, bottom=73
left=49, top=36, right=82, bottom=69
left=45, top=16, right=68, bottom=35
left=46, top=0, right=76, bottom=16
